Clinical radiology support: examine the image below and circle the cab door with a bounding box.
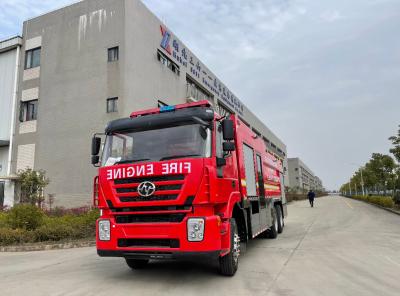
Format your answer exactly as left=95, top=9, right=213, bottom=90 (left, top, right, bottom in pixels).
left=243, top=143, right=262, bottom=236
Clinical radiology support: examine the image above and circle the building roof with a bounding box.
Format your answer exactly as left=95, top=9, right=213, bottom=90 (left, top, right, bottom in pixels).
left=0, top=36, right=22, bottom=54
left=288, top=157, right=315, bottom=176
left=0, top=140, right=10, bottom=147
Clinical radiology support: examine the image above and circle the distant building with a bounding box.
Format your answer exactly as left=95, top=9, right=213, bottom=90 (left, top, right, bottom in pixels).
left=0, top=36, right=22, bottom=207
left=8, top=0, right=287, bottom=207
left=287, top=158, right=324, bottom=193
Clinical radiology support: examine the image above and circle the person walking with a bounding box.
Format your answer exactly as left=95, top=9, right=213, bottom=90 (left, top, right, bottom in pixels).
left=307, top=190, right=316, bottom=207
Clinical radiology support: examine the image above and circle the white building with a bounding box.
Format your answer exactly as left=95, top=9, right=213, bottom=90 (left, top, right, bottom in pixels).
left=0, top=36, right=22, bottom=207
left=287, top=157, right=324, bottom=192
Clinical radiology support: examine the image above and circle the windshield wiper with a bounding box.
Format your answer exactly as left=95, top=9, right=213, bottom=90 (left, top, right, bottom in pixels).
left=116, top=158, right=150, bottom=164
left=160, top=154, right=201, bottom=161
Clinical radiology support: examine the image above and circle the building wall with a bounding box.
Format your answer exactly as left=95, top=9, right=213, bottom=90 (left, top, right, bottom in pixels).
left=287, top=157, right=324, bottom=192
left=0, top=148, right=8, bottom=176
left=0, top=37, right=21, bottom=207
left=12, top=0, right=125, bottom=206
left=12, top=0, right=288, bottom=207
left=0, top=48, right=18, bottom=143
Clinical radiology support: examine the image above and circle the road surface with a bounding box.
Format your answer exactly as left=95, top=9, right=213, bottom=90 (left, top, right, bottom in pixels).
left=0, top=196, right=399, bottom=296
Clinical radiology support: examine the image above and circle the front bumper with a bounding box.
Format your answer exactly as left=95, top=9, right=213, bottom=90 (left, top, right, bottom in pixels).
left=96, top=214, right=229, bottom=257
left=97, top=249, right=220, bottom=260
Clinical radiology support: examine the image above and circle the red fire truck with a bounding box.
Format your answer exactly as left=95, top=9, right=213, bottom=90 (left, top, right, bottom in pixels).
left=91, top=100, right=287, bottom=276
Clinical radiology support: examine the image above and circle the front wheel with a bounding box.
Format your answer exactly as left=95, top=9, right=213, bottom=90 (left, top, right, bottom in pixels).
left=125, top=258, right=149, bottom=269
left=219, top=218, right=240, bottom=276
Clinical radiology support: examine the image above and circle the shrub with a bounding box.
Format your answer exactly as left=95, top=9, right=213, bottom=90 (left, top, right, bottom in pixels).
left=0, top=228, right=35, bottom=246
left=34, top=222, right=78, bottom=242
left=380, top=198, right=395, bottom=208
left=393, top=191, right=400, bottom=205
left=0, top=207, right=99, bottom=246
left=0, top=205, right=10, bottom=212
left=35, top=209, right=99, bottom=242
left=352, top=195, right=394, bottom=208
left=6, top=204, right=45, bottom=230
left=46, top=206, right=92, bottom=217
left=0, top=212, right=8, bottom=228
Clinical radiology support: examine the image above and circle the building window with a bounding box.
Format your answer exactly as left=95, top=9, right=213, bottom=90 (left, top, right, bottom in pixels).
left=108, top=47, right=119, bottom=62
left=25, top=47, right=41, bottom=69
left=20, top=100, right=38, bottom=122
left=186, top=76, right=213, bottom=102
left=157, top=50, right=180, bottom=75
left=107, top=97, right=118, bottom=113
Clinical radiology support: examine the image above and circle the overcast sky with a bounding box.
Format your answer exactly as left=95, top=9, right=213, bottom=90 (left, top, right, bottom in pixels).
left=1, top=0, right=399, bottom=190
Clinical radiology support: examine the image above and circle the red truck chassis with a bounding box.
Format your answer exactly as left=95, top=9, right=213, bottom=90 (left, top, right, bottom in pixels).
left=91, top=100, right=287, bottom=275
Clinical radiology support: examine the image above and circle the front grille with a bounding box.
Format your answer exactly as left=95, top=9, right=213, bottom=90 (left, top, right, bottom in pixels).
left=114, top=174, right=185, bottom=202
left=116, top=184, right=182, bottom=193
left=107, top=196, right=195, bottom=211
left=119, top=195, right=178, bottom=202
left=114, top=175, right=184, bottom=185
left=118, top=239, right=180, bottom=248
left=115, top=213, right=185, bottom=223
left=111, top=205, right=191, bottom=212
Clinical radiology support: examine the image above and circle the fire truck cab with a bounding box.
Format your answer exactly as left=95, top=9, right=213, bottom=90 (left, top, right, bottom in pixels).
left=91, top=100, right=287, bottom=276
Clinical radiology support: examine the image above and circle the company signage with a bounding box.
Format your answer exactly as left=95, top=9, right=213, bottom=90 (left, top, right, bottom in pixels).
left=160, top=25, right=244, bottom=115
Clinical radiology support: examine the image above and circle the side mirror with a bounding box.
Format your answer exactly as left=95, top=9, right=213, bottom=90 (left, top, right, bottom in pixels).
left=91, top=155, right=100, bottom=165
left=222, top=119, right=234, bottom=141
left=223, top=142, right=235, bottom=152
left=92, top=136, right=101, bottom=156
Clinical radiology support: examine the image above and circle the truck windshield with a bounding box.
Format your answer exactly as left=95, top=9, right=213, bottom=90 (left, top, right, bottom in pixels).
left=101, top=124, right=212, bottom=166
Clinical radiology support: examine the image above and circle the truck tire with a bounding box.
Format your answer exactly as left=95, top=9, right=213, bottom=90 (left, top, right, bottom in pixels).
left=276, top=205, right=284, bottom=234
left=268, top=206, right=278, bottom=239
left=219, top=218, right=240, bottom=276
left=125, top=258, right=149, bottom=269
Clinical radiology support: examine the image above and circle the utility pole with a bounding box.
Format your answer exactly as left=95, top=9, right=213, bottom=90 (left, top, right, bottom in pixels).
left=360, top=167, right=365, bottom=196
left=349, top=163, right=366, bottom=196
left=349, top=182, right=352, bottom=196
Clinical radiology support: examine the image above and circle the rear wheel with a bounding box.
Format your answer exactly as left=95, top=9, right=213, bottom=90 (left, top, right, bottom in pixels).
left=268, top=206, right=278, bottom=239
left=219, top=218, right=240, bottom=276
left=125, top=258, right=149, bottom=269
left=276, top=205, right=284, bottom=233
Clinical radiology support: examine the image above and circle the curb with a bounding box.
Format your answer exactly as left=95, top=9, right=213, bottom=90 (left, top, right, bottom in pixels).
left=0, top=240, right=96, bottom=252
left=344, top=196, right=400, bottom=216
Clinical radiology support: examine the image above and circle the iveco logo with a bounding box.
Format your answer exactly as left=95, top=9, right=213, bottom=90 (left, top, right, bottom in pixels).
left=137, top=181, right=156, bottom=197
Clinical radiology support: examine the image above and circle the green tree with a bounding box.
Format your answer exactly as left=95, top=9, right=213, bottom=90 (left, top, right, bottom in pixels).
left=17, top=169, right=50, bottom=206
left=365, top=153, right=396, bottom=194
left=389, top=125, right=400, bottom=163
left=389, top=125, right=400, bottom=193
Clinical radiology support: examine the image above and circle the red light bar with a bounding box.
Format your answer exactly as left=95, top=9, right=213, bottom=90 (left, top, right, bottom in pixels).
left=130, top=100, right=212, bottom=118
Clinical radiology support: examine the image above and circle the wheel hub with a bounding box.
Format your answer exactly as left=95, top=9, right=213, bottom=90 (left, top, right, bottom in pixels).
left=233, top=233, right=240, bottom=263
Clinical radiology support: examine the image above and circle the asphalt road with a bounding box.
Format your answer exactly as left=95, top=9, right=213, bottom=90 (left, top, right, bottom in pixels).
left=1, top=196, right=399, bottom=296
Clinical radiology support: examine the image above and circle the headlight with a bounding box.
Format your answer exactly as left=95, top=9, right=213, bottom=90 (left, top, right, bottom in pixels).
left=187, top=218, right=205, bottom=242
left=98, top=219, right=111, bottom=241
